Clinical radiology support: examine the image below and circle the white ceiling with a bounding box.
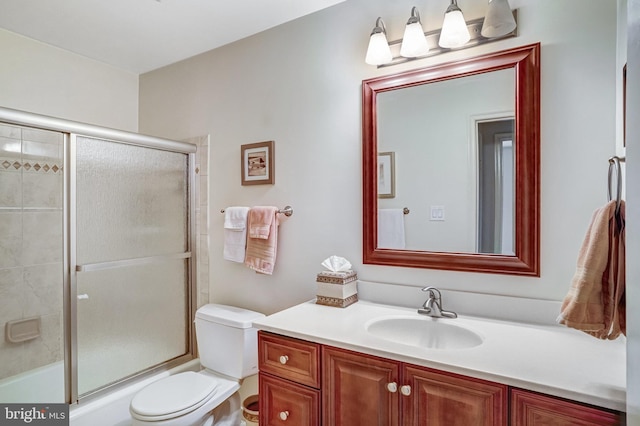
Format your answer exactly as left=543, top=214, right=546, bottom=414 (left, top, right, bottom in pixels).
left=0, top=0, right=346, bottom=74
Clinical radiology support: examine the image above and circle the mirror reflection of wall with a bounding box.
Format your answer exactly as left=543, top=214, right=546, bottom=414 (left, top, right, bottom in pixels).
left=376, top=69, right=514, bottom=253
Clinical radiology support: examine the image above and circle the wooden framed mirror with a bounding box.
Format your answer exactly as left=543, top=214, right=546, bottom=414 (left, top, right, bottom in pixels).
left=362, top=43, right=540, bottom=276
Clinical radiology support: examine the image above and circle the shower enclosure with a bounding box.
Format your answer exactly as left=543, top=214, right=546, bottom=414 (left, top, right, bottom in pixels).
left=0, top=107, right=198, bottom=403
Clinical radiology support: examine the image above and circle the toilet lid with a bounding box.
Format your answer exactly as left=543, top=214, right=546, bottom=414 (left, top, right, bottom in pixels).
left=131, top=371, right=218, bottom=419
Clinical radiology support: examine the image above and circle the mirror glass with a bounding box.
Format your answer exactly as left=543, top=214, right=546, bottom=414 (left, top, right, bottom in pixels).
left=377, top=69, right=515, bottom=254
left=362, top=44, right=540, bottom=276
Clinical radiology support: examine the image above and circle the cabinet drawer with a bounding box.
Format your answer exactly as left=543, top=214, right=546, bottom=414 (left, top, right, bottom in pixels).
left=259, top=332, right=321, bottom=388
left=510, top=388, right=623, bottom=426
left=260, top=373, right=320, bottom=426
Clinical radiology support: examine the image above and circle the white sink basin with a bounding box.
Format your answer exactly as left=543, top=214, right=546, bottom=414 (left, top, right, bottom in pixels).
left=365, top=315, right=484, bottom=350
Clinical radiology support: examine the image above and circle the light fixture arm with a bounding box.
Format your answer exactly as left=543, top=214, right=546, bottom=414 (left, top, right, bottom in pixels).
left=445, top=0, right=462, bottom=14
left=371, top=17, right=387, bottom=36
left=407, top=6, right=421, bottom=25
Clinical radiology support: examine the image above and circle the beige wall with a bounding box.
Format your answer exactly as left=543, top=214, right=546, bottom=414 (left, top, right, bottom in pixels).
left=139, top=0, right=618, bottom=316
left=138, top=0, right=617, bottom=316
left=0, top=28, right=138, bottom=131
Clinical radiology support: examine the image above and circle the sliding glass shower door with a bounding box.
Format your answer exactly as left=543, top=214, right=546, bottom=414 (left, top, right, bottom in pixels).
left=72, top=135, right=193, bottom=397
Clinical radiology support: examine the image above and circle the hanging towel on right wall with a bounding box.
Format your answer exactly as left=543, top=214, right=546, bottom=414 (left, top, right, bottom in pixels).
left=557, top=200, right=626, bottom=339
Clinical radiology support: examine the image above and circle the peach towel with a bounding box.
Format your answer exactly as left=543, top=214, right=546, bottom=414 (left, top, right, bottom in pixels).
left=245, top=206, right=279, bottom=274
left=558, top=200, right=626, bottom=339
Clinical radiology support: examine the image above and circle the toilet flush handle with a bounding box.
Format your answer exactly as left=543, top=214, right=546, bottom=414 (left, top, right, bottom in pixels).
left=279, top=355, right=289, bottom=365
left=279, top=411, right=289, bottom=421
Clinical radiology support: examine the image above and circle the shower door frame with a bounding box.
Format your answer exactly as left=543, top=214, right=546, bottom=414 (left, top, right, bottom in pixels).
left=0, top=106, right=199, bottom=404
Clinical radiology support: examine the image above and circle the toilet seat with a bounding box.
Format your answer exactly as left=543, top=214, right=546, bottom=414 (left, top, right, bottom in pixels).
left=130, top=371, right=218, bottom=421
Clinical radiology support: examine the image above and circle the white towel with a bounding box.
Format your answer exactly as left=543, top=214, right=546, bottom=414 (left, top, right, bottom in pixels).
left=223, top=207, right=249, bottom=263
left=378, top=209, right=406, bottom=249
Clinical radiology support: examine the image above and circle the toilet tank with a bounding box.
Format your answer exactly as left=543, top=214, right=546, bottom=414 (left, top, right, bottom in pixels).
left=194, top=304, right=265, bottom=379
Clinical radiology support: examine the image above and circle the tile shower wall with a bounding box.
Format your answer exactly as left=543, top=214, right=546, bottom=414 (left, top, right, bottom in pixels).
left=0, top=123, right=63, bottom=380
left=189, top=135, right=210, bottom=308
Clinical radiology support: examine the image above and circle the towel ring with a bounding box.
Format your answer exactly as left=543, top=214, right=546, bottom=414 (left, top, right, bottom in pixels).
left=607, top=156, right=624, bottom=214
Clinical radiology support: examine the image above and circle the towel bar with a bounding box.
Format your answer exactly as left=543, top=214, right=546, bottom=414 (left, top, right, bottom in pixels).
left=221, top=205, right=293, bottom=217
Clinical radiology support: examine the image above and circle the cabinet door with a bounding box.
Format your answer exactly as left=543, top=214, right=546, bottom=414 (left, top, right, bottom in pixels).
left=403, top=364, right=507, bottom=426
left=260, top=373, right=320, bottom=426
left=323, top=346, right=401, bottom=426
left=511, top=388, right=622, bottom=426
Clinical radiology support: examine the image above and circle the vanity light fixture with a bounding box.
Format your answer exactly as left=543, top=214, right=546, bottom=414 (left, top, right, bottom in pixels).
left=365, top=17, right=393, bottom=66
left=400, top=7, right=429, bottom=58
left=365, top=2, right=518, bottom=68
left=481, top=0, right=517, bottom=38
left=438, top=0, right=471, bottom=48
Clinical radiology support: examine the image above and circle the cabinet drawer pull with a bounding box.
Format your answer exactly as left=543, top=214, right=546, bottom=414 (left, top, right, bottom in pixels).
left=401, top=385, right=411, bottom=396
left=387, top=382, right=398, bottom=393
left=279, top=410, right=290, bottom=420
left=279, top=355, right=289, bottom=365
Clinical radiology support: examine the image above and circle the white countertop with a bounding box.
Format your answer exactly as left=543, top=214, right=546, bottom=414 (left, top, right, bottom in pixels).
left=253, top=300, right=626, bottom=411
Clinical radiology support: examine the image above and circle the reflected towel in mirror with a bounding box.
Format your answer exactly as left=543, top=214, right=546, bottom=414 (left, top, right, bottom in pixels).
left=378, top=209, right=406, bottom=249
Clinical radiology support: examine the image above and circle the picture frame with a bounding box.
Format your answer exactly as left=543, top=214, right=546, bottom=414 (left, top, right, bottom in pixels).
left=241, top=141, right=274, bottom=185
left=377, top=151, right=395, bottom=198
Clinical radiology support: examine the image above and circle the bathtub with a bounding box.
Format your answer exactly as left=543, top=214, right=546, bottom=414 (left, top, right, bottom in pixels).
left=70, top=359, right=200, bottom=426
left=0, top=361, right=65, bottom=403
left=1, top=359, right=250, bottom=426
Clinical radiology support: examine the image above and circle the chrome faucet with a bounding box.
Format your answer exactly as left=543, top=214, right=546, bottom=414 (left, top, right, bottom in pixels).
left=418, top=287, right=457, bottom=318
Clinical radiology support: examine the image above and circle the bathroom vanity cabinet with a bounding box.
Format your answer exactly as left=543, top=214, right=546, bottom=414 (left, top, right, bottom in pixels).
left=323, top=345, right=507, bottom=425
left=258, top=331, right=623, bottom=426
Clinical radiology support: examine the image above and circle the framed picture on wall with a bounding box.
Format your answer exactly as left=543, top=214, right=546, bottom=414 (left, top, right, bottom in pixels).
left=377, top=151, right=395, bottom=198
left=241, top=141, right=274, bottom=185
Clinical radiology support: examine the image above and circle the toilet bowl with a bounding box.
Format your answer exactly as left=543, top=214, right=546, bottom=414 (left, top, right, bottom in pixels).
left=129, top=304, right=265, bottom=426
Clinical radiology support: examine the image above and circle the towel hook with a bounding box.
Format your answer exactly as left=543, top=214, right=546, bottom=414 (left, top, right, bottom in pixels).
left=607, top=156, right=624, bottom=214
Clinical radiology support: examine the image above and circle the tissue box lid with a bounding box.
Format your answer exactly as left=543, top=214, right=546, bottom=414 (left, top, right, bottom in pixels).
left=317, top=270, right=357, bottom=284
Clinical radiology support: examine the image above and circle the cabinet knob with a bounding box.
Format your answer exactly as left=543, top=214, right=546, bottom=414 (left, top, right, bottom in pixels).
left=279, top=410, right=290, bottom=420
left=401, top=385, right=412, bottom=396
left=387, top=382, right=398, bottom=393
left=279, top=355, right=289, bottom=365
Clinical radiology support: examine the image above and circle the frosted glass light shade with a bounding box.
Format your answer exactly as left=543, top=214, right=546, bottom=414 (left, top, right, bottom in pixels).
left=366, top=32, right=392, bottom=65
left=400, top=22, right=429, bottom=58
left=481, top=0, right=516, bottom=38
left=438, top=8, right=470, bottom=48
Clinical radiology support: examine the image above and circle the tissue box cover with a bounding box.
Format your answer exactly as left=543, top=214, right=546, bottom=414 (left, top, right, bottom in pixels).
left=316, top=293, right=358, bottom=308
left=316, top=281, right=357, bottom=299
left=316, top=270, right=357, bottom=284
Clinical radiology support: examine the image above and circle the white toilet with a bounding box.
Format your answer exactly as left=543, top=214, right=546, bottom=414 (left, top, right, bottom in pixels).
left=130, top=304, right=265, bottom=426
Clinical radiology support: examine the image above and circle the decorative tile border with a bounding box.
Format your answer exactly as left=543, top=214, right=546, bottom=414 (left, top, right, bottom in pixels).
left=1, top=159, right=62, bottom=173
